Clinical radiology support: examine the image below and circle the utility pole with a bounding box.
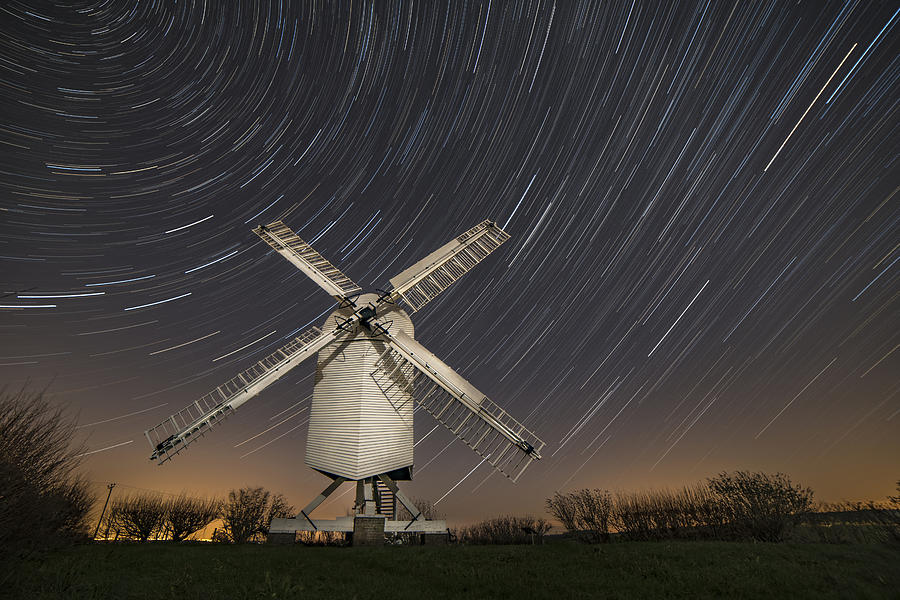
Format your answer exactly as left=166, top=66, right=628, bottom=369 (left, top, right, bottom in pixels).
left=93, top=483, right=116, bottom=540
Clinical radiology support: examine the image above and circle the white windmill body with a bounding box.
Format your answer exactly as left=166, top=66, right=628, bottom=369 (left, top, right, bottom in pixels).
left=306, top=294, right=415, bottom=481
left=144, top=218, right=545, bottom=541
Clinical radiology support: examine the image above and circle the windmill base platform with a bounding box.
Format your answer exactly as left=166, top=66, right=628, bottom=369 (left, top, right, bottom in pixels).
left=266, top=473, right=450, bottom=546
left=269, top=515, right=447, bottom=542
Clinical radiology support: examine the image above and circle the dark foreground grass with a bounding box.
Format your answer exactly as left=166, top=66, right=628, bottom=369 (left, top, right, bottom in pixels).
left=4, top=541, right=897, bottom=600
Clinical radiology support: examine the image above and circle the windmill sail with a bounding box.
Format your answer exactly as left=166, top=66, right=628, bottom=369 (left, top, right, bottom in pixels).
left=373, top=328, right=544, bottom=481
left=387, top=220, right=510, bottom=312
left=253, top=221, right=361, bottom=301
left=145, top=326, right=343, bottom=464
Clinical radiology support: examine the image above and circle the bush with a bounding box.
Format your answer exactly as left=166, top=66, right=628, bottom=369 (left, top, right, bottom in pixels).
left=164, top=494, right=221, bottom=542
left=100, top=491, right=221, bottom=542
left=813, top=482, right=900, bottom=545
left=708, top=471, right=813, bottom=541
left=613, top=485, right=724, bottom=541
left=548, top=487, right=712, bottom=542
left=455, top=515, right=550, bottom=545
left=547, top=489, right=613, bottom=543
left=0, top=386, right=94, bottom=551
left=107, top=492, right=168, bottom=541
left=547, top=472, right=813, bottom=543
left=614, top=489, right=675, bottom=541
left=221, top=487, right=294, bottom=543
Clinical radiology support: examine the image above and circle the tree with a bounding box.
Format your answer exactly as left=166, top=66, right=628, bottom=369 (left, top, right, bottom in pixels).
left=221, top=487, right=294, bottom=543
left=107, top=492, right=167, bottom=541
left=164, top=494, right=221, bottom=542
left=0, top=386, right=94, bottom=551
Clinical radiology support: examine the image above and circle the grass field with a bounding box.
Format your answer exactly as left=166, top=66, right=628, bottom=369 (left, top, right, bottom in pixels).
left=4, top=541, right=898, bottom=599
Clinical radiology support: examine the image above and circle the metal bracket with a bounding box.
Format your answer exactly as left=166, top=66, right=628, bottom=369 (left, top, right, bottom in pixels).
left=375, top=288, right=396, bottom=305
left=335, top=315, right=358, bottom=332
left=371, top=319, right=392, bottom=337
left=357, top=304, right=378, bottom=324
left=338, top=293, right=360, bottom=309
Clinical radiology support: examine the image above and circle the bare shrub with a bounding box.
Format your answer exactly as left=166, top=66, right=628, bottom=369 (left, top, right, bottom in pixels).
left=546, top=492, right=578, bottom=534
left=690, top=484, right=729, bottom=539
left=613, top=490, right=658, bottom=541
left=707, top=471, right=813, bottom=541
left=107, top=492, right=167, bottom=541
left=222, top=487, right=294, bottom=543
left=862, top=502, right=900, bottom=545
left=549, top=487, right=697, bottom=542
left=456, top=515, right=550, bottom=545
left=612, top=486, right=720, bottom=541
left=547, top=489, right=613, bottom=542
left=265, top=492, right=294, bottom=536
left=548, top=473, right=812, bottom=543
left=164, top=494, right=221, bottom=542
left=573, top=489, right=614, bottom=542
left=809, top=501, right=885, bottom=544
left=0, top=386, right=94, bottom=550
left=815, top=483, right=900, bottom=545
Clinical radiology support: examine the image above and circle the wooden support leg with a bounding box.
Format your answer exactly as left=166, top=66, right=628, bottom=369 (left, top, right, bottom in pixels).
left=297, top=476, right=346, bottom=530
left=355, top=480, right=365, bottom=514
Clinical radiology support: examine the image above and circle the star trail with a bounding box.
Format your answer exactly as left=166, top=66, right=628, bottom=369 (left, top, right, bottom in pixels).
left=1, top=1, right=897, bottom=522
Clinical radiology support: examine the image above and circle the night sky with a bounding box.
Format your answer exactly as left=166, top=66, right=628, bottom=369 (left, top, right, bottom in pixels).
left=1, top=1, right=897, bottom=524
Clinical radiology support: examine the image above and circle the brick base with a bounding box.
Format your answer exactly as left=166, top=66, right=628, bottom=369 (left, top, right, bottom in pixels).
left=266, top=532, right=295, bottom=545
left=352, top=516, right=386, bottom=546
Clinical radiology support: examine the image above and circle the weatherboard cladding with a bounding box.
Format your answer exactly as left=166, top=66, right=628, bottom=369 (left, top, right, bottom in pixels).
left=305, top=300, right=415, bottom=480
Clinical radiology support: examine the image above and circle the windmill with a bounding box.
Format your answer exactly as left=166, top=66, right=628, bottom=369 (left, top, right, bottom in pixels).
left=144, top=218, right=544, bottom=541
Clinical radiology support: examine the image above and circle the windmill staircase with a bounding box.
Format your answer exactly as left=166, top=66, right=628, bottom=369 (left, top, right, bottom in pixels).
left=374, top=479, right=396, bottom=519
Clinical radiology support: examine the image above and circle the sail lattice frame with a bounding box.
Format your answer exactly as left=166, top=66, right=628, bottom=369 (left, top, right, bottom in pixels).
left=254, top=221, right=361, bottom=300
left=145, top=326, right=331, bottom=463
left=372, top=340, right=544, bottom=481
left=388, top=220, right=510, bottom=311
